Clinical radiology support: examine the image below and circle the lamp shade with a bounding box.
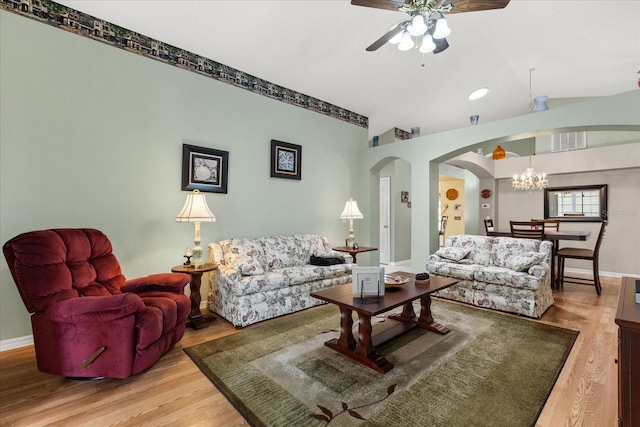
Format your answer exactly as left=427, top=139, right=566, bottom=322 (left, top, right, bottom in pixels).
left=339, top=198, right=364, bottom=219
left=175, top=189, right=216, bottom=222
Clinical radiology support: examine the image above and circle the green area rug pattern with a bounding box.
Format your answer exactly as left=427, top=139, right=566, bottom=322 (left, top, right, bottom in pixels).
left=185, top=300, right=578, bottom=427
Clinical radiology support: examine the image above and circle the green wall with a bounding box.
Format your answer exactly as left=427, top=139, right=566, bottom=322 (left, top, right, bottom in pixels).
left=0, top=11, right=367, bottom=342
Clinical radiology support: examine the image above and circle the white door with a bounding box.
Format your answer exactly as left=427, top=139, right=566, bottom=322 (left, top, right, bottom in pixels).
left=379, top=177, right=391, bottom=265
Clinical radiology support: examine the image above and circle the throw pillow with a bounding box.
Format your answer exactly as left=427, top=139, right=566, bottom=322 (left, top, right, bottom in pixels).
left=310, top=255, right=345, bottom=266
left=505, top=252, right=546, bottom=272
left=435, top=247, right=471, bottom=262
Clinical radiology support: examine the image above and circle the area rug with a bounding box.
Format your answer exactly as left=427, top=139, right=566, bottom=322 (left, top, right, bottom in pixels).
left=184, top=300, right=578, bottom=427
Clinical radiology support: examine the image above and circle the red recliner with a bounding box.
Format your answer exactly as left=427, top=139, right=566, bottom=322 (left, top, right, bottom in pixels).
left=3, top=228, right=191, bottom=378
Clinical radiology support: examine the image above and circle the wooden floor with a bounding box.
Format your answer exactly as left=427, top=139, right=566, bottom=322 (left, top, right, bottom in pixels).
left=0, top=275, right=621, bottom=427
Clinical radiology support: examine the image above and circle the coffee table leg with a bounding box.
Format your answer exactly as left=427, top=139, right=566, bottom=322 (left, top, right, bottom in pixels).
left=400, top=301, right=416, bottom=319
left=355, top=314, right=375, bottom=358
left=337, top=307, right=356, bottom=350
left=324, top=309, right=393, bottom=373
left=417, top=295, right=450, bottom=334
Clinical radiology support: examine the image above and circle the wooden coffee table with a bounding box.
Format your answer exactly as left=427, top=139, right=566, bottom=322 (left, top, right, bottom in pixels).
left=311, top=272, right=457, bottom=373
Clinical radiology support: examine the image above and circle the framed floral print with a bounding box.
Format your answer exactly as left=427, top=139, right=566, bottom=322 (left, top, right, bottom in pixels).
left=270, top=140, right=301, bottom=180
left=181, top=143, right=228, bottom=193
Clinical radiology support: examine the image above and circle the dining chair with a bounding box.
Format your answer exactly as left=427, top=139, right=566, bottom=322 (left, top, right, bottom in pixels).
left=531, top=219, right=560, bottom=231
left=484, top=219, right=494, bottom=234
left=557, top=221, right=607, bottom=295
left=510, top=221, right=545, bottom=240
left=439, top=216, right=448, bottom=247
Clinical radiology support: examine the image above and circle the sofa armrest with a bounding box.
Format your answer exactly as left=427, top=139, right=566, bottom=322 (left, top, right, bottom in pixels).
left=218, top=264, right=241, bottom=279
left=528, top=262, right=550, bottom=278
left=121, top=273, right=190, bottom=294
left=45, top=293, right=145, bottom=322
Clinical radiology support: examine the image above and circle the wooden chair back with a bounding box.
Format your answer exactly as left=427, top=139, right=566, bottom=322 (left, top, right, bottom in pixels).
left=484, top=219, right=494, bottom=234
left=510, top=221, right=545, bottom=240
left=592, top=220, right=608, bottom=257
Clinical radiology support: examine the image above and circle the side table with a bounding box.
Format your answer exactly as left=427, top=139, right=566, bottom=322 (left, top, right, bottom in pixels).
left=332, top=246, right=378, bottom=264
left=171, top=263, right=217, bottom=330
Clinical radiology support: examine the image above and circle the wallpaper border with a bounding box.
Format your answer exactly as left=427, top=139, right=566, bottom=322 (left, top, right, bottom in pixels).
left=1, top=0, right=369, bottom=129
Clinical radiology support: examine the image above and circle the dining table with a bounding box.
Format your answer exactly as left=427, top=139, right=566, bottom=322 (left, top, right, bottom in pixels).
left=486, top=229, right=591, bottom=290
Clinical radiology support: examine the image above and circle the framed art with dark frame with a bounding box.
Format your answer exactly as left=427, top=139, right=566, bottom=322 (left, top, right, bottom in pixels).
left=270, top=140, right=301, bottom=180
left=181, top=143, right=228, bottom=193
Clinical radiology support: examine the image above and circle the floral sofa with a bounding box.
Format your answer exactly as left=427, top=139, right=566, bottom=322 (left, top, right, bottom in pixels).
left=207, top=234, right=354, bottom=327
left=426, top=234, right=554, bottom=318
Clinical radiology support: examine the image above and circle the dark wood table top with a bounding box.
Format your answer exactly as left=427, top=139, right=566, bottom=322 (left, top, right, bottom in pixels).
left=487, top=229, right=591, bottom=241
left=171, top=263, right=217, bottom=274
left=311, top=272, right=457, bottom=317
left=332, top=246, right=378, bottom=254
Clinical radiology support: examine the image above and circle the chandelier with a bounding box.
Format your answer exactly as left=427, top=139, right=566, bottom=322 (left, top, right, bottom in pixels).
left=512, top=68, right=549, bottom=191
left=512, top=156, right=548, bottom=191
left=391, top=0, right=452, bottom=54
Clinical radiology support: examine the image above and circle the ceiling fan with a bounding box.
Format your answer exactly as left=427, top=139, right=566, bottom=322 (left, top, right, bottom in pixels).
left=353, top=0, right=510, bottom=54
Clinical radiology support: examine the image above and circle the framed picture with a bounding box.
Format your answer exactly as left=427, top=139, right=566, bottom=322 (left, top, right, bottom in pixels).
left=270, top=140, right=301, bottom=180
left=182, top=144, right=228, bottom=193
left=352, top=266, right=385, bottom=298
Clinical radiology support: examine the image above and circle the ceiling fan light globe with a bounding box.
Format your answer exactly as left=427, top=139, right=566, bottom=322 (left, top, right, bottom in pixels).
left=408, top=14, right=427, bottom=36
left=397, top=32, right=415, bottom=51
left=419, top=34, right=436, bottom=53
left=433, top=18, right=451, bottom=39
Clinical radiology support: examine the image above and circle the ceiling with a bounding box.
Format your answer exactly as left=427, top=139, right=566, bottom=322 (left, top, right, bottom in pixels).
left=56, top=0, right=640, bottom=139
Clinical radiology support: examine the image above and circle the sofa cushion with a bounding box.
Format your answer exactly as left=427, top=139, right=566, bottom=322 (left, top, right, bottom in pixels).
left=505, top=252, right=546, bottom=272
left=435, top=247, right=471, bottom=262
left=219, top=238, right=266, bottom=276
left=259, top=236, right=305, bottom=270
left=232, top=271, right=290, bottom=296
left=446, top=235, right=494, bottom=265
left=474, top=266, right=544, bottom=291
left=489, top=237, right=541, bottom=268
left=279, top=265, right=325, bottom=286
left=294, top=234, right=327, bottom=260
left=427, top=261, right=480, bottom=281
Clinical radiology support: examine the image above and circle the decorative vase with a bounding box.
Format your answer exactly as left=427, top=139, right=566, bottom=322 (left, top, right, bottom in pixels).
left=470, top=115, right=479, bottom=125
left=372, top=136, right=379, bottom=147
left=492, top=145, right=506, bottom=160
left=533, top=96, right=549, bottom=112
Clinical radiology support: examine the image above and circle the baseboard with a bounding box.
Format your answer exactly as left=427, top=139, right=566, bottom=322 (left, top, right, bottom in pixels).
left=565, top=268, right=640, bottom=279
left=0, top=335, right=33, bottom=352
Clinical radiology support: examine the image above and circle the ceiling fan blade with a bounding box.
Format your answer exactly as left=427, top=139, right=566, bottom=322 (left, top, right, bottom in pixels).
left=366, top=23, right=405, bottom=51
left=351, top=0, right=409, bottom=12
left=445, top=0, right=510, bottom=14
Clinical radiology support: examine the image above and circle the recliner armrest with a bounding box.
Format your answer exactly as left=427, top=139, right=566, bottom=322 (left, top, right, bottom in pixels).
left=45, top=293, right=144, bottom=322
left=121, top=273, right=190, bottom=294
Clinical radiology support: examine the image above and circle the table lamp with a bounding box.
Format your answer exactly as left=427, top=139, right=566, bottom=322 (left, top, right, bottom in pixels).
left=175, top=189, right=215, bottom=268
left=339, top=198, right=363, bottom=248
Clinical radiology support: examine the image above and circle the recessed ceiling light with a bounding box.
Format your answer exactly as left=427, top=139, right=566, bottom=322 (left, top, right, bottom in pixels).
left=468, top=88, right=490, bottom=101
